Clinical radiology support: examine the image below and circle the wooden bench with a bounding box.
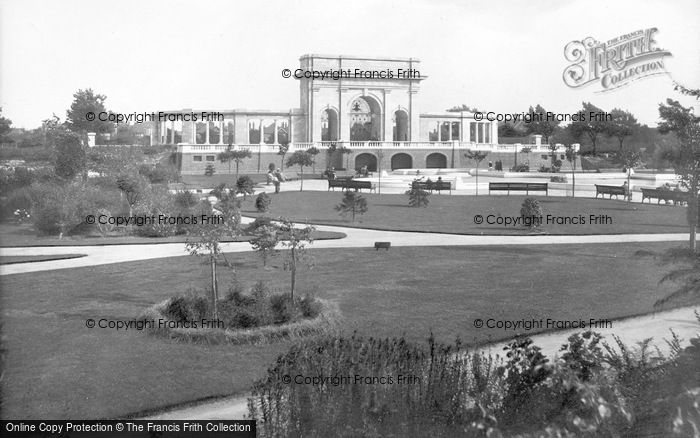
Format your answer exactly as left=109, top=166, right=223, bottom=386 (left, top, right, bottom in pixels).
left=411, top=180, right=452, bottom=194
left=327, top=178, right=375, bottom=192
left=595, top=184, right=629, bottom=200
left=641, top=188, right=688, bottom=205
left=489, top=182, right=548, bottom=195
left=374, top=242, right=391, bottom=251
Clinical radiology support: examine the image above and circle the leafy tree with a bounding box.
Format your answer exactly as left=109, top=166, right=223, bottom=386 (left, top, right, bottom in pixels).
left=185, top=201, right=241, bottom=319
left=30, top=182, right=92, bottom=238
left=306, top=146, right=320, bottom=175
left=607, top=109, right=640, bottom=151
left=219, top=148, right=252, bottom=179
left=547, top=142, right=560, bottom=171
left=250, top=224, right=279, bottom=268
left=520, top=198, right=543, bottom=228
left=464, top=149, right=488, bottom=195
left=0, top=108, right=12, bottom=142
left=277, top=142, right=290, bottom=169
left=615, top=148, right=642, bottom=202
left=568, top=102, right=609, bottom=155
left=335, top=191, right=368, bottom=222
left=447, top=104, right=480, bottom=113
left=116, top=172, right=147, bottom=216
left=235, top=175, right=255, bottom=199
left=278, top=218, right=315, bottom=300
left=255, top=192, right=271, bottom=212
left=564, top=145, right=579, bottom=197
left=53, top=130, right=86, bottom=180
left=65, top=89, right=112, bottom=134
left=406, top=179, right=430, bottom=207
left=286, top=150, right=313, bottom=192
left=658, top=97, right=700, bottom=251
left=525, top=104, right=559, bottom=144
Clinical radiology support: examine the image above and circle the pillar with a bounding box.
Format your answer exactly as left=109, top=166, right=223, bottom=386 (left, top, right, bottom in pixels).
left=273, top=120, right=278, bottom=144
left=191, top=120, right=196, bottom=144
left=205, top=122, right=210, bottom=144
left=170, top=121, right=175, bottom=144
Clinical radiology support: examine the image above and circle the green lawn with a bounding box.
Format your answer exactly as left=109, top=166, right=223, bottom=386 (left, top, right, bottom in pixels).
left=0, top=254, right=85, bottom=265
left=1, top=242, right=693, bottom=419
left=0, top=223, right=345, bottom=247
left=245, top=192, right=688, bottom=235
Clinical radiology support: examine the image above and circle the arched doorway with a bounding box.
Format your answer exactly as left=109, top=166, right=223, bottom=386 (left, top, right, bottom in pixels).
left=349, top=96, right=381, bottom=141
left=322, top=108, right=338, bottom=141
left=393, top=110, right=408, bottom=141
left=391, top=153, right=413, bottom=170
left=355, top=153, right=377, bottom=172
left=426, top=153, right=447, bottom=168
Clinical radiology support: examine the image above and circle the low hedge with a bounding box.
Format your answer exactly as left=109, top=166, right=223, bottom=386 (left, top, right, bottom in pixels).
left=140, top=298, right=340, bottom=345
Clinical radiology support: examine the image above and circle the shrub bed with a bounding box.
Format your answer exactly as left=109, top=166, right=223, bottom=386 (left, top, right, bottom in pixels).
left=141, top=285, right=339, bottom=345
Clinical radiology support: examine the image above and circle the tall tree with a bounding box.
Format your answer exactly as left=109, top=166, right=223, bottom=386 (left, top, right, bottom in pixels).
left=568, top=102, right=609, bottom=155
left=65, top=89, right=112, bottom=134
left=250, top=224, right=279, bottom=268
left=607, top=109, right=640, bottom=151
left=278, top=218, right=315, bottom=301
left=306, top=146, right=320, bottom=175
left=525, top=104, right=559, bottom=144
left=658, top=98, right=700, bottom=251
left=464, top=150, right=488, bottom=195
left=230, top=149, right=252, bottom=180
left=564, top=144, right=578, bottom=197
left=286, top=150, right=313, bottom=192
left=116, top=172, right=147, bottom=216
left=446, top=104, right=480, bottom=113
left=53, top=130, right=86, bottom=180
left=0, top=108, right=12, bottom=143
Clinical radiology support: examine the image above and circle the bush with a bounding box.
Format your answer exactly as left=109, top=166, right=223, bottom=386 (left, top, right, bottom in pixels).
left=236, top=176, right=255, bottom=198
left=30, top=182, right=95, bottom=237
left=270, top=293, right=295, bottom=324
left=1, top=187, right=33, bottom=221
left=165, top=292, right=209, bottom=322
left=406, top=179, right=429, bottom=208
left=520, top=198, right=543, bottom=228
left=511, top=163, right=530, bottom=172
left=255, top=192, right=271, bottom=212
left=205, top=163, right=215, bottom=176
left=133, top=186, right=179, bottom=237
left=299, top=294, right=322, bottom=318
left=550, top=175, right=567, bottom=183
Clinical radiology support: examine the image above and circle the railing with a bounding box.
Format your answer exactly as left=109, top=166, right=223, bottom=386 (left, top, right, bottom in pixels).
left=176, top=141, right=579, bottom=153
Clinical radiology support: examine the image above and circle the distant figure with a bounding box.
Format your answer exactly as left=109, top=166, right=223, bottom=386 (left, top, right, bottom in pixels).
left=488, top=161, right=493, bottom=170
left=274, top=169, right=286, bottom=182
left=266, top=170, right=274, bottom=185
left=271, top=174, right=281, bottom=193
left=360, top=165, right=368, bottom=177
left=622, top=181, right=630, bottom=200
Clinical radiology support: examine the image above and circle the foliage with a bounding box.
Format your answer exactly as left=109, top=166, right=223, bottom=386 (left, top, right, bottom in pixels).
left=219, top=148, right=252, bottom=177
left=606, top=108, right=640, bottom=151
left=116, top=172, right=147, bottom=216
left=255, top=192, right=272, bottom=212
left=65, top=88, right=112, bottom=134
left=525, top=104, right=560, bottom=143
left=511, top=163, right=530, bottom=172
left=335, top=191, right=368, bottom=222
left=550, top=175, right=567, bottom=183
left=250, top=224, right=280, bottom=267
left=165, top=291, right=210, bottom=323
left=132, top=186, right=179, bottom=237
left=568, top=101, right=609, bottom=155
left=53, top=130, right=86, bottom=180
left=277, top=218, right=315, bottom=300
left=520, top=198, right=543, bottom=228
left=29, top=182, right=95, bottom=237
left=0, top=107, right=12, bottom=142
left=204, top=163, right=215, bottom=176
left=138, top=163, right=179, bottom=184
left=406, top=179, right=430, bottom=207
left=465, top=149, right=488, bottom=195
left=286, top=150, right=314, bottom=191
left=235, top=175, right=255, bottom=199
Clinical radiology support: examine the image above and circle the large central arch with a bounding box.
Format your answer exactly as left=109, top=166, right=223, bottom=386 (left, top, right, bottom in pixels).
left=393, top=109, right=408, bottom=141
left=391, top=153, right=413, bottom=170
left=321, top=108, right=338, bottom=141
left=426, top=152, right=447, bottom=168
left=349, top=96, right=382, bottom=141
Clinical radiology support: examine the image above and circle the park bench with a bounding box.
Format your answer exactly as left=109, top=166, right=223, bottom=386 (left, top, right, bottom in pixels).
left=488, top=182, right=548, bottom=195
left=346, top=180, right=376, bottom=192
left=641, top=188, right=688, bottom=205
left=595, top=184, right=629, bottom=200
left=327, top=177, right=353, bottom=191
left=411, top=180, right=452, bottom=194
left=374, top=242, right=391, bottom=251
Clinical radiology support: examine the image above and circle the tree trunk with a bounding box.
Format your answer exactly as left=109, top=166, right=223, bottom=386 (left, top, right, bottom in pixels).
left=211, top=256, right=218, bottom=319
left=572, top=159, right=576, bottom=198
left=300, top=168, right=304, bottom=192
left=475, top=166, right=479, bottom=196
left=235, top=162, right=239, bottom=181
left=627, top=171, right=631, bottom=203
left=290, top=248, right=296, bottom=301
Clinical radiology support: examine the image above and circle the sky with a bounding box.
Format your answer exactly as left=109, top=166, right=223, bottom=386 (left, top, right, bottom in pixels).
left=1, top=0, right=699, bottom=129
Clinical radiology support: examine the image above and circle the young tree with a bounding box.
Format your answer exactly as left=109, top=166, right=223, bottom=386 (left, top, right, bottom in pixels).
left=658, top=97, right=700, bottom=251
left=406, top=180, right=430, bottom=207
left=53, top=130, right=86, bottom=180
left=464, top=149, right=488, bottom=195
left=325, top=142, right=337, bottom=168
left=116, top=172, right=147, bottom=216
left=277, top=142, right=290, bottom=169
left=65, top=89, right=112, bottom=135
left=278, top=218, right=315, bottom=300
left=217, top=147, right=234, bottom=174
left=564, top=144, right=579, bottom=197
left=230, top=149, right=252, bottom=180
left=235, top=175, right=255, bottom=199
left=607, top=108, right=640, bottom=151
left=548, top=143, right=559, bottom=171
left=306, top=146, right=320, bottom=175
left=376, top=150, right=385, bottom=194
left=0, top=108, right=12, bottom=142
left=335, top=191, right=368, bottom=222
left=185, top=202, right=241, bottom=319
left=250, top=224, right=279, bottom=268
left=338, top=146, right=353, bottom=170
left=615, top=148, right=642, bottom=203
left=568, top=102, right=609, bottom=155
left=525, top=104, right=560, bottom=144
left=286, top=150, right=313, bottom=192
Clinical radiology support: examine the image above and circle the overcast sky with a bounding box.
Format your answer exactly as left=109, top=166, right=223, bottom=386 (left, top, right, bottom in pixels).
left=1, top=0, right=699, bottom=129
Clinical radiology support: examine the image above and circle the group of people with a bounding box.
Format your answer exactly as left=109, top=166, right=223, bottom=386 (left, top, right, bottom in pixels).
left=266, top=168, right=286, bottom=193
